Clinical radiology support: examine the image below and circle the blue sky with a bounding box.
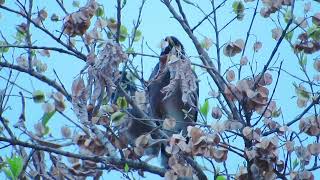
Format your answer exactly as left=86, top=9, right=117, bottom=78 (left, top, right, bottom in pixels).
left=1, top=0, right=320, bottom=179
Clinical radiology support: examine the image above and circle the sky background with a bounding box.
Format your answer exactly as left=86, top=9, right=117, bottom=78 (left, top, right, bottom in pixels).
left=1, top=0, right=320, bottom=179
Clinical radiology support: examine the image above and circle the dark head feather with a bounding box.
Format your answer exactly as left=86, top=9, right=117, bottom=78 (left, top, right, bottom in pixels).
left=161, top=36, right=185, bottom=56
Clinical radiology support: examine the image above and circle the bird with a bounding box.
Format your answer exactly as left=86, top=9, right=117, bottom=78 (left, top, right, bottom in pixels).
left=118, top=36, right=199, bottom=166
left=146, top=36, right=199, bottom=167
left=147, top=36, right=199, bottom=136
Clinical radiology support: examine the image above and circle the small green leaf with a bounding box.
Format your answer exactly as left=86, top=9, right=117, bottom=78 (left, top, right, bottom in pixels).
left=119, top=25, right=128, bottom=42
left=126, top=47, right=135, bottom=54
left=101, top=105, right=114, bottom=113
left=292, top=158, right=299, bottom=169
left=232, top=1, right=244, bottom=14
left=44, top=125, right=50, bottom=135
left=200, top=100, right=209, bottom=119
left=117, top=97, right=128, bottom=109
left=272, top=108, right=282, bottom=118
left=41, top=110, right=56, bottom=126
left=284, top=9, right=292, bottom=23
left=293, top=83, right=310, bottom=100
left=72, top=0, right=80, bottom=8
left=7, top=156, right=23, bottom=178
left=95, top=6, right=104, bottom=17
left=133, top=30, right=142, bottom=42
left=124, top=163, right=129, bottom=172
left=14, top=31, right=26, bottom=43
left=3, top=167, right=14, bottom=180
left=285, top=31, right=293, bottom=41
left=298, top=54, right=307, bottom=69
left=307, top=25, right=320, bottom=41
left=0, top=41, right=9, bottom=53
left=32, top=90, right=45, bottom=103
left=122, top=0, right=127, bottom=7
left=31, top=49, right=36, bottom=57
left=111, top=111, right=126, bottom=125
left=232, top=1, right=244, bottom=20
left=216, top=175, right=226, bottom=180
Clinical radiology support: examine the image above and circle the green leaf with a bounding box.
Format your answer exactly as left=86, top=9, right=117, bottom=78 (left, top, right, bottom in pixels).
left=0, top=41, right=9, bottom=53
left=31, top=49, right=36, bottom=57
left=41, top=110, right=56, bottom=126
left=14, top=31, right=26, bottom=43
left=124, top=163, right=129, bottom=172
left=126, top=47, right=135, bottom=54
left=298, top=54, right=307, bottom=69
left=72, top=0, right=80, bottom=8
left=272, top=108, right=282, bottom=118
left=44, top=125, right=50, bottom=135
left=232, top=1, right=244, bottom=14
left=117, top=97, right=128, bottom=109
left=216, top=175, right=226, bottom=180
left=285, top=30, right=293, bottom=41
left=122, top=0, right=127, bottom=7
left=133, top=30, right=142, bottom=42
left=3, top=167, right=14, bottom=180
left=111, top=111, right=126, bottom=125
left=307, top=25, right=320, bottom=41
left=293, top=83, right=310, bottom=100
left=32, top=90, right=45, bottom=103
left=200, top=100, right=209, bottom=119
left=119, top=25, right=128, bottom=42
left=7, top=156, right=23, bottom=178
left=232, top=1, right=244, bottom=19
left=95, top=6, right=104, bottom=17
left=284, top=9, right=292, bottom=23
left=292, top=158, right=299, bottom=169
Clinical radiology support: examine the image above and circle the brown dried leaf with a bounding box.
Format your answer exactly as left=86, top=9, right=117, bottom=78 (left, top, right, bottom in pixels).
left=63, top=0, right=98, bottom=37
left=313, top=59, right=320, bottom=72
left=164, top=170, right=178, bottom=180
left=242, top=126, right=253, bottom=140
left=39, top=49, right=50, bottom=57
left=72, top=77, right=86, bottom=98
left=226, top=70, right=235, bottom=82
left=253, top=41, right=262, bottom=52
left=312, top=13, right=320, bottom=26
left=211, top=121, right=225, bottom=133
left=304, top=2, right=311, bottom=14
left=272, top=28, right=282, bottom=41
left=212, top=147, right=228, bottom=162
left=223, top=39, right=244, bottom=57
left=307, top=143, right=320, bottom=155
left=295, top=17, right=308, bottom=28
left=135, top=134, right=151, bottom=148
left=163, top=117, right=176, bottom=130
left=211, top=106, right=222, bottom=119
left=61, top=125, right=71, bottom=138
left=240, top=56, right=248, bottom=66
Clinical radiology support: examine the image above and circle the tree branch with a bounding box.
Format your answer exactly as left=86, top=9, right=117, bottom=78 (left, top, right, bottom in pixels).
left=0, top=136, right=166, bottom=177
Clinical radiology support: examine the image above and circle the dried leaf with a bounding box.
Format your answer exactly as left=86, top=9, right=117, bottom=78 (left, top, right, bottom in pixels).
left=163, top=117, right=176, bottom=130
left=240, top=56, right=248, bottom=65
left=253, top=41, right=262, bottom=52
left=226, top=70, right=235, bottom=82
left=211, top=106, right=222, bottom=119
left=272, top=28, right=282, bottom=41
left=61, top=126, right=72, bottom=138
left=201, top=37, right=213, bottom=50
left=135, top=134, right=151, bottom=148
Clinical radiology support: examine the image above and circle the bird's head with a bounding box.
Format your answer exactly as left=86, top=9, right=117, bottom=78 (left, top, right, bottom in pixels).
left=159, top=36, right=185, bottom=65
